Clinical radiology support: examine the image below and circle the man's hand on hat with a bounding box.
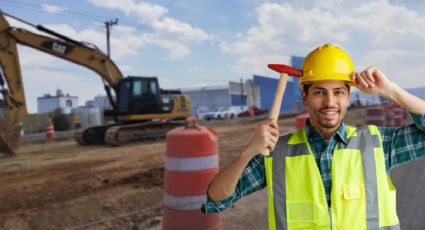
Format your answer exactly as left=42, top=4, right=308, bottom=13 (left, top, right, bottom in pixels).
left=351, top=66, right=395, bottom=97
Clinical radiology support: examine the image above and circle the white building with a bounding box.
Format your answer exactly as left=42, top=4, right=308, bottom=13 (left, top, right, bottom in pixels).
left=181, top=81, right=260, bottom=116
left=77, top=105, right=102, bottom=127
left=37, top=89, right=78, bottom=114
left=93, top=95, right=113, bottom=110
left=76, top=95, right=114, bottom=127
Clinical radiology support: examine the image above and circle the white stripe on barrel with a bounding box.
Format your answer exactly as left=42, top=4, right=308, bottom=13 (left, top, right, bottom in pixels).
left=164, top=193, right=207, bottom=210
left=165, top=154, right=218, bottom=172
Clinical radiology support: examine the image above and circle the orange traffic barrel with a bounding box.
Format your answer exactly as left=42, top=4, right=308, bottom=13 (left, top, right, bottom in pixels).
left=384, top=105, right=394, bottom=127
left=163, top=117, right=220, bottom=230
left=45, top=119, right=55, bottom=140
left=366, top=107, right=385, bottom=126
left=392, top=105, right=405, bottom=126
left=295, top=113, right=310, bottom=129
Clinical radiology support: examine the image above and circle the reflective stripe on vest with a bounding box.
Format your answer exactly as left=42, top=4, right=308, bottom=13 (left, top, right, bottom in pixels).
left=264, top=125, right=400, bottom=230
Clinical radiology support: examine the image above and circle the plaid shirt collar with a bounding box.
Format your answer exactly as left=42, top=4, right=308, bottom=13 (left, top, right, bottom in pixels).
left=305, top=119, right=348, bottom=145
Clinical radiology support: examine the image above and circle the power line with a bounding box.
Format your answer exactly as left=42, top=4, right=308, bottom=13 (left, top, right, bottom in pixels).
left=1, top=4, right=211, bottom=42
left=1, top=1, right=215, bottom=45
left=0, top=0, right=112, bottom=22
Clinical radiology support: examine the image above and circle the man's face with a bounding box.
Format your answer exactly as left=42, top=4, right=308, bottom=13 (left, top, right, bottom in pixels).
left=302, top=80, right=350, bottom=130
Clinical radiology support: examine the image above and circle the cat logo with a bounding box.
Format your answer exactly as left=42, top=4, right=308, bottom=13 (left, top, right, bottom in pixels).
left=41, top=41, right=74, bottom=55
left=52, top=42, right=67, bottom=54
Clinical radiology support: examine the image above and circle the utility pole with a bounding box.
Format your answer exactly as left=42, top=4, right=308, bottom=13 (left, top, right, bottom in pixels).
left=104, top=18, right=118, bottom=57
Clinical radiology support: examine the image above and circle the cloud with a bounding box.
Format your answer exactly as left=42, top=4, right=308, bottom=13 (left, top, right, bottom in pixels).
left=114, top=25, right=136, bottom=34
left=220, top=0, right=425, bottom=88
left=363, top=49, right=425, bottom=86
left=88, top=0, right=167, bottom=23
left=88, top=0, right=211, bottom=58
left=151, top=17, right=210, bottom=42
left=6, top=1, right=211, bottom=63
left=5, top=13, right=187, bottom=60
left=41, top=4, right=66, bottom=14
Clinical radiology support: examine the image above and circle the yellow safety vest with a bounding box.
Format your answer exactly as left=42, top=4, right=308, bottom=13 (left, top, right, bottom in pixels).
left=264, top=125, right=400, bottom=230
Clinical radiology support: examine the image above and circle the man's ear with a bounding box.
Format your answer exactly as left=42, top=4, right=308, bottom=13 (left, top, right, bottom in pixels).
left=302, top=91, right=308, bottom=106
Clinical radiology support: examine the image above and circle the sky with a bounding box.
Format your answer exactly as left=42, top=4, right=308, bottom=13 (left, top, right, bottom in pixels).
left=1, top=0, right=425, bottom=113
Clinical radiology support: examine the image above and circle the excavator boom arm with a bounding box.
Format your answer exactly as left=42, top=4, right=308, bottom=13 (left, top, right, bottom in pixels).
left=0, top=12, right=124, bottom=155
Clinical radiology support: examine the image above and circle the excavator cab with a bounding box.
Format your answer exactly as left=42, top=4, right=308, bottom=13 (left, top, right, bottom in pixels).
left=116, top=76, right=161, bottom=116
left=104, top=76, right=190, bottom=123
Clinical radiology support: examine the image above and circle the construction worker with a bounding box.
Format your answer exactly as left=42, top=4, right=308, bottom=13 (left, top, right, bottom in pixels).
left=201, top=44, right=425, bottom=229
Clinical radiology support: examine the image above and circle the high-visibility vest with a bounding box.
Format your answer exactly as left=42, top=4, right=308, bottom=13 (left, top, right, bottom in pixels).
left=264, top=125, right=400, bottom=230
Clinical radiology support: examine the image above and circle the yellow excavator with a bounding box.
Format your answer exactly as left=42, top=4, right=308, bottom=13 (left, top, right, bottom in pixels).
left=0, top=11, right=191, bottom=155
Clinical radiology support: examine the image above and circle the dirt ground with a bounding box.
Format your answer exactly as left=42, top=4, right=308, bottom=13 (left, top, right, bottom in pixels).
left=0, top=108, right=367, bottom=230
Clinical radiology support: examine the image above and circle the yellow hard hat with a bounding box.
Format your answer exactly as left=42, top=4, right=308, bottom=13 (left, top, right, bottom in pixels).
left=299, top=43, right=354, bottom=86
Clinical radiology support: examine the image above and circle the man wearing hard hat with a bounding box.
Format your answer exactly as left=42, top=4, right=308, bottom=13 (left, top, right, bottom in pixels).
left=202, top=44, right=425, bottom=229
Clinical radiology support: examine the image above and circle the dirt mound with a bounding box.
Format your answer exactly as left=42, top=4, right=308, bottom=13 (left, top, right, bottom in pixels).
left=118, top=167, right=164, bottom=187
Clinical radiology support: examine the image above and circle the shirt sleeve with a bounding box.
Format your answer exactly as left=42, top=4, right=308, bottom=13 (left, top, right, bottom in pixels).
left=379, top=113, right=425, bottom=172
left=201, top=154, right=266, bottom=213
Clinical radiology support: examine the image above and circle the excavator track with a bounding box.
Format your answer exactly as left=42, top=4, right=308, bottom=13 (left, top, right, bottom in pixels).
left=75, top=121, right=185, bottom=147
left=104, top=121, right=184, bottom=146
left=74, top=124, right=117, bottom=145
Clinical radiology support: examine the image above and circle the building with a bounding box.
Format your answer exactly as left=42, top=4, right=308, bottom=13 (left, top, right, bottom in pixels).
left=37, top=89, right=78, bottom=114
left=77, top=105, right=102, bottom=128
left=84, top=95, right=113, bottom=114
left=253, top=75, right=302, bottom=113
left=182, top=81, right=260, bottom=116
left=350, top=91, right=381, bottom=107
left=76, top=95, right=114, bottom=127
left=92, top=95, right=113, bottom=110
left=252, top=56, right=305, bottom=114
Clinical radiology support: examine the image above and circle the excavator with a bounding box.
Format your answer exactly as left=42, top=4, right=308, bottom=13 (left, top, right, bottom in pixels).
left=0, top=11, right=191, bottom=155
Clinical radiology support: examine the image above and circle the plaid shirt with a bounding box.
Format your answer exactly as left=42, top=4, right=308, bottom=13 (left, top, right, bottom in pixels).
left=201, top=113, right=425, bottom=213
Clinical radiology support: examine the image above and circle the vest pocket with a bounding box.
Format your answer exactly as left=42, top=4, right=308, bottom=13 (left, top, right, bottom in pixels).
left=342, top=182, right=363, bottom=200
left=286, top=201, right=316, bottom=223
left=338, top=182, right=366, bottom=230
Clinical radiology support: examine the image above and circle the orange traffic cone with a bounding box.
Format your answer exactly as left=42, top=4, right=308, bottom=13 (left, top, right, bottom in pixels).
left=46, top=118, right=55, bottom=140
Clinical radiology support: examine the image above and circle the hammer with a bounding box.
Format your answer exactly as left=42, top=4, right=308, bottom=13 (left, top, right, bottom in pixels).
left=260, top=64, right=302, bottom=155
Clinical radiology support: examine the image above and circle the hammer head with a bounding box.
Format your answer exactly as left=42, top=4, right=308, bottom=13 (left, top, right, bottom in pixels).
left=268, top=64, right=302, bottom=77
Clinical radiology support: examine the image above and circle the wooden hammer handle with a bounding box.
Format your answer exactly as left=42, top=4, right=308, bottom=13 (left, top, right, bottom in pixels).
left=259, top=72, right=288, bottom=155
left=269, top=73, right=289, bottom=121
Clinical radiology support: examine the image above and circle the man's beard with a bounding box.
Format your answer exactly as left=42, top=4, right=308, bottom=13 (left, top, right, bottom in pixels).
left=316, top=107, right=342, bottom=129
left=318, top=118, right=340, bottom=129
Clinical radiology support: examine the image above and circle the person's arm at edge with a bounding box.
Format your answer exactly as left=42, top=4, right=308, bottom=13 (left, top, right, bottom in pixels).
left=379, top=114, right=425, bottom=172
